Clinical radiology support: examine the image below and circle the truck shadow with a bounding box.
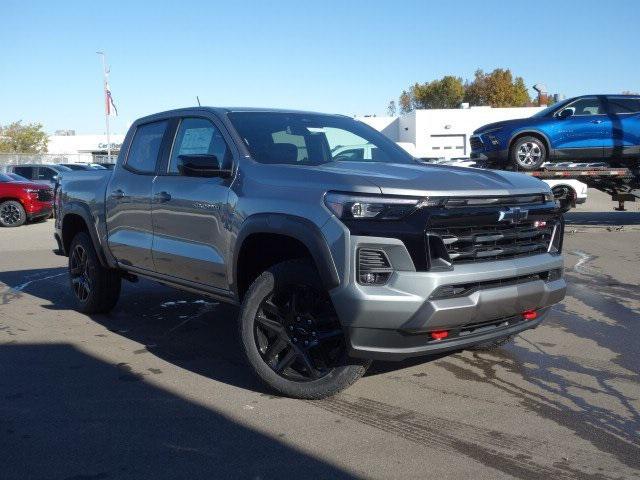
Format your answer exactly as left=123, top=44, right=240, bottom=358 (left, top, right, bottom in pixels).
left=0, top=343, right=358, bottom=480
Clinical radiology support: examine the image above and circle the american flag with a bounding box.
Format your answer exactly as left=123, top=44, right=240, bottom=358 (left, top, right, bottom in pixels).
left=105, top=82, right=118, bottom=116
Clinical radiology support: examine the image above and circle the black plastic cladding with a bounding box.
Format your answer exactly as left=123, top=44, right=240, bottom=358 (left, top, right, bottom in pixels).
left=343, top=199, right=562, bottom=272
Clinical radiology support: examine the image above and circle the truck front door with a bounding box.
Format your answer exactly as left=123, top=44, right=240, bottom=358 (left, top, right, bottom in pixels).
left=105, top=120, right=169, bottom=271
left=150, top=116, right=233, bottom=291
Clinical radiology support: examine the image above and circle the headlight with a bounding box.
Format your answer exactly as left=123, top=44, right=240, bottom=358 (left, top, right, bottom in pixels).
left=544, top=192, right=554, bottom=203
left=324, top=192, right=443, bottom=221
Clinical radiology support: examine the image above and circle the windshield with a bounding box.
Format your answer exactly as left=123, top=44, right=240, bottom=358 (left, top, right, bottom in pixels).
left=532, top=98, right=573, bottom=118
left=227, top=112, right=415, bottom=165
left=54, top=165, right=73, bottom=172
left=0, top=173, right=13, bottom=182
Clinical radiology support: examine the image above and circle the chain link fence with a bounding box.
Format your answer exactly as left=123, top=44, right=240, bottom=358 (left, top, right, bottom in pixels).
left=0, top=153, right=117, bottom=169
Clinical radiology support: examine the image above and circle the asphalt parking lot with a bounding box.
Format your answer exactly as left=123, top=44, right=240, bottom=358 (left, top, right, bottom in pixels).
left=1, top=190, right=639, bottom=480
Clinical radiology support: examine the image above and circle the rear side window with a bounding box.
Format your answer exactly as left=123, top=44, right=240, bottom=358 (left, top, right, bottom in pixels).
left=607, top=97, right=640, bottom=114
left=126, top=121, right=168, bottom=173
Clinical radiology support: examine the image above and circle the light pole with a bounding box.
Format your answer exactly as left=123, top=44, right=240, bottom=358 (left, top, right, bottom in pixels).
left=96, top=51, right=111, bottom=162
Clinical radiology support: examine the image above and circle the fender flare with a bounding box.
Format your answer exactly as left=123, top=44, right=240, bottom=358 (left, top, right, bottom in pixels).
left=60, top=203, right=111, bottom=268
left=230, top=213, right=340, bottom=295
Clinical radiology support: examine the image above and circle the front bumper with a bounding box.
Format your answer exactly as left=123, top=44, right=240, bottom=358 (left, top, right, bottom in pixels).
left=26, top=205, right=52, bottom=221
left=329, top=234, right=566, bottom=361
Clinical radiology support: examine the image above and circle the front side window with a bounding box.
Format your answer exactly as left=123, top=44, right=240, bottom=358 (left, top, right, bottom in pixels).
left=168, top=118, right=229, bottom=174
left=37, top=167, right=57, bottom=181
left=227, top=112, right=414, bottom=165
left=126, top=120, right=168, bottom=174
left=607, top=97, right=640, bottom=114
left=559, top=97, right=603, bottom=116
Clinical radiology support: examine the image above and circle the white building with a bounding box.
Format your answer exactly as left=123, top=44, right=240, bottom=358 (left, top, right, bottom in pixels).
left=359, top=106, right=546, bottom=159
left=47, top=134, right=126, bottom=163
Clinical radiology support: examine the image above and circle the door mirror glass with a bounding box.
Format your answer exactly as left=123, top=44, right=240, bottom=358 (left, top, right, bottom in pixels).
left=176, top=154, right=223, bottom=177
left=558, top=108, right=574, bottom=119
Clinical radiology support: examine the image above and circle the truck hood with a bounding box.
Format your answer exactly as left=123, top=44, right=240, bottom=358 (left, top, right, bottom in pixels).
left=315, top=161, right=550, bottom=197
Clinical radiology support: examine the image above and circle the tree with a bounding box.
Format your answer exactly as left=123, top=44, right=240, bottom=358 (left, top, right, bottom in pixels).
left=399, top=90, right=412, bottom=114
left=0, top=121, right=48, bottom=154
left=622, top=90, right=639, bottom=95
left=387, top=100, right=396, bottom=116
left=411, top=76, right=465, bottom=109
left=463, top=69, right=531, bottom=107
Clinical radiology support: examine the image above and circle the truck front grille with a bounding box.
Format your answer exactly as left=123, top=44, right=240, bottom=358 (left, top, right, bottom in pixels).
left=37, top=189, right=53, bottom=201
left=470, top=136, right=483, bottom=150
left=428, top=221, right=556, bottom=264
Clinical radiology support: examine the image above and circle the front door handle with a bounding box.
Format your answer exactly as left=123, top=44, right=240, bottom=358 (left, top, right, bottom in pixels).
left=111, top=189, right=125, bottom=199
left=154, top=191, right=172, bottom=203
left=591, top=119, right=603, bottom=124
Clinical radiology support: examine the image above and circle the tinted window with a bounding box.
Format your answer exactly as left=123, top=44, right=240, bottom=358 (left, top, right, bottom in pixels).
left=126, top=121, right=168, bottom=173
left=38, top=167, right=58, bottom=181
left=168, top=118, right=229, bottom=174
left=14, top=166, right=34, bottom=179
left=560, top=97, right=603, bottom=116
left=0, top=173, right=12, bottom=182
left=227, top=112, right=413, bottom=165
left=607, top=97, right=640, bottom=114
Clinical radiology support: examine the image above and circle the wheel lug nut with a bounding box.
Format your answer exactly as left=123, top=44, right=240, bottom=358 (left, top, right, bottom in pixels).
left=307, top=319, right=312, bottom=325
left=293, top=337, right=297, bottom=343
left=289, top=326, right=293, bottom=330
left=304, top=340, right=308, bottom=346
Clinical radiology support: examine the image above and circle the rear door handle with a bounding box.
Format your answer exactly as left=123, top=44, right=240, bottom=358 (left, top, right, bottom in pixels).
left=111, top=189, right=126, bottom=199
left=154, top=191, right=172, bottom=203
left=591, top=119, right=603, bottom=124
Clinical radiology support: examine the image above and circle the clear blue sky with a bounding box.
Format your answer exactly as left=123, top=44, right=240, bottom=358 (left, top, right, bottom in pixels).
left=1, top=0, right=638, bottom=135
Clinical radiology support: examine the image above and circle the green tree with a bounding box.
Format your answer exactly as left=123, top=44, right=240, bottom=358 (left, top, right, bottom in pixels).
left=399, top=90, right=412, bottom=114
left=463, top=69, right=531, bottom=107
left=0, top=121, right=48, bottom=154
left=410, top=76, right=465, bottom=109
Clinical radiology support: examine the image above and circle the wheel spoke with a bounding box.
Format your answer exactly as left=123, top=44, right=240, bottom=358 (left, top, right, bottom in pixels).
left=263, top=336, right=288, bottom=363
left=262, top=298, right=285, bottom=319
left=274, top=348, right=297, bottom=373
left=256, top=314, right=283, bottom=334
left=296, top=348, right=321, bottom=379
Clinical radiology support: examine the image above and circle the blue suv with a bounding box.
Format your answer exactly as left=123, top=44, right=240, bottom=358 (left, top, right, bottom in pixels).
left=471, top=95, right=640, bottom=170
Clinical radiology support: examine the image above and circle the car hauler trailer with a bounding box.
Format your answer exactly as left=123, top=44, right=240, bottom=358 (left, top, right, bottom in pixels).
left=524, top=163, right=640, bottom=211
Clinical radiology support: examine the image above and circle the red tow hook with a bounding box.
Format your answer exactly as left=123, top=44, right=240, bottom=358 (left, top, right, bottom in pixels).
left=523, top=310, right=538, bottom=321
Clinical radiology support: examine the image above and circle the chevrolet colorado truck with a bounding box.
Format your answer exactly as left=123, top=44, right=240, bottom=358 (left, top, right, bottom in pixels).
left=54, top=108, right=566, bottom=399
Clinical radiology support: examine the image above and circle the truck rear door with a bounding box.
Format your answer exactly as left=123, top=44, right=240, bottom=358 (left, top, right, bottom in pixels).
left=105, top=120, right=169, bottom=271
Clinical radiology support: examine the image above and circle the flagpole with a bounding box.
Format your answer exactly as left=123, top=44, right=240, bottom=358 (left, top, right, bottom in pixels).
left=97, top=51, right=111, bottom=162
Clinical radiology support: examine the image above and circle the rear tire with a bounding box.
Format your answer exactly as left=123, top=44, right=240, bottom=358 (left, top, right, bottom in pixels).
left=68, top=232, right=121, bottom=314
left=0, top=200, right=26, bottom=227
left=239, top=259, right=370, bottom=399
left=510, top=136, right=547, bottom=171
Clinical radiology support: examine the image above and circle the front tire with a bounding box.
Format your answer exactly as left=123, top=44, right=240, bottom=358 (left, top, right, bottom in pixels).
left=239, top=259, right=370, bottom=399
left=510, top=136, right=547, bottom=171
left=68, top=232, right=121, bottom=314
left=0, top=200, right=26, bottom=227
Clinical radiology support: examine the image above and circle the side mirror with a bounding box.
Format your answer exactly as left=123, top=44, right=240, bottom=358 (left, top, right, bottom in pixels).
left=52, top=174, right=60, bottom=182
left=176, top=154, right=229, bottom=178
left=558, top=108, right=574, bottom=119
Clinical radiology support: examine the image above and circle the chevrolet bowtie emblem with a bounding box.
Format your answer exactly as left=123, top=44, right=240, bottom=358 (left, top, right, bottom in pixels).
left=498, top=207, right=529, bottom=223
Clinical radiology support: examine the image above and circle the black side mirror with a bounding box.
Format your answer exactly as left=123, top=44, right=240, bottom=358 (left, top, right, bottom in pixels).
left=177, top=154, right=230, bottom=178
left=558, top=108, right=574, bottom=119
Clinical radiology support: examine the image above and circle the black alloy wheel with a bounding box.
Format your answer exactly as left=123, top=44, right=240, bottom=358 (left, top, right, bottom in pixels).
left=70, top=244, right=92, bottom=302
left=0, top=200, right=26, bottom=227
left=254, top=284, right=345, bottom=381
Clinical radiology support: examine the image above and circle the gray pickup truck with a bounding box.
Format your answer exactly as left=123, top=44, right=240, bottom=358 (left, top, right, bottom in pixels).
left=55, top=107, right=566, bottom=398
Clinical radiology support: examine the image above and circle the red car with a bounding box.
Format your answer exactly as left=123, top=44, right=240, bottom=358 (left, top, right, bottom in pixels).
left=0, top=173, right=53, bottom=227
